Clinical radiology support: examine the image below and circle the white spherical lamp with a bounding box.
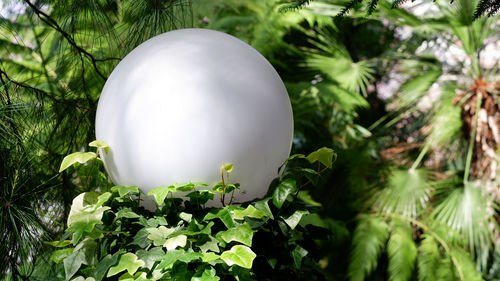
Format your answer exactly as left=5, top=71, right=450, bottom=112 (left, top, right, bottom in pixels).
left=95, top=28, right=293, bottom=206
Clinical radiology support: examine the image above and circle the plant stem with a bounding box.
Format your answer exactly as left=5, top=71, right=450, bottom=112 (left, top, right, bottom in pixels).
left=410, top=142, right=431, bottom=170
left=463, top=93, right=482, bottom=183
left=220, top=168, right=226, bottom=207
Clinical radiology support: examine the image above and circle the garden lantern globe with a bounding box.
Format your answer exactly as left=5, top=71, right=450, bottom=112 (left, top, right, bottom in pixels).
left=95, top=28, right=293, bottom=206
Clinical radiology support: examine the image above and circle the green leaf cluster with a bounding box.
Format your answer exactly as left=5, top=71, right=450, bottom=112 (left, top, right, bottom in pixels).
left=46, top=148, right=335, bottom=280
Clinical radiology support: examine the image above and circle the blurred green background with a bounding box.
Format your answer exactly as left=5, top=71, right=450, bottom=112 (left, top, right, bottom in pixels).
left=1, top=0, right=500, bottom=280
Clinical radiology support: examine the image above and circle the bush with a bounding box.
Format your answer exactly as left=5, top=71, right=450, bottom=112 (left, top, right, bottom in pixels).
left=47, top=144, right=336, bottom=281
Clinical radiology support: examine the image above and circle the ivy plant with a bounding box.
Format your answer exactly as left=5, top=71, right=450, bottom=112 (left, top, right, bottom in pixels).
left=49, top=141, right=336, bottom=281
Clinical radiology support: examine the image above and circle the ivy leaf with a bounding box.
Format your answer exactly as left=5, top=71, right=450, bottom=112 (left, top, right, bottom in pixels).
left=59, top=152, right=97, bottom=172
left=199, top=236, right=220, bottom=253
left=279, top=154, right=306, bottom=175
left=148, top=184, right=196, bottom=204
left=157, top=250, right=183, bottom=269
left=233, top=205, right=267, bottom=220
left=212, top=182, right=225, bottom=193
left=291, top=245, right=308, bottom=269
left=115, top=208, right=140, bottom=219
left=201, top=252, right=220, bottom=263
left=111, top=185, right=139, bottom=197
left=221, top=163, right=234, bottom=173
left=45, top=240, right=72, bottom=248
left=71, top=277, right=95, bottom=281
left=225, top=183, right=240, bottom=194
left=145, top=216, right=168, bottom=227
left=178, top=252, right=203, bottom=263
left=157, top=250, right=202, bottom=269
left=93, top=252, right=120, bottom=281
left=179, top=212, right=192, bottom=222
left=148, top=186, right=175, bottom=205
left=95, top=192, right=111, bottom=208
left=185, top=221, right=214, bottom=236
left=204, top=208, right=236, bottom=228
left=221, top=245, right=256, bottom=269
left=164, top=235, right=187, bottom=250
left=254, top=198, right=274, bottom=219
left=230, top=266, right=255, bottom=281
left=67, top=193, right=110, bottom=245
left=68, top=219, right=102, bottom=245
left=219, top=224, right=255, bottom=247
left=107, top=253, right=145, bottom=277
left=299, top=168, right=320, bottom=185
left=191, top=182, right=210, bottom=187
left=89, top=140, right=110, bottom=153
left=51, top=248, right=74, bottom=263
left=146, top=226, right=176, bottom=246
left=297, top=191, right=322, bottom=206
left=187, top=190, right=214, bottom=205
left=272, top=179, right=297, bottom=209
left=193, top=266, right=220, bottom=281
left=130, top=229, right=150, bottom=249
left=306, top=147, right=336, bottom=167
left=73, top=239, right=97, bottom=267
left=64, top=250, right=86, bottom=280
left=282, top=210, right=309, bottom=230
left=172, top=182, right=196, bottom=192
left=136, top=247, right=164, bottom=269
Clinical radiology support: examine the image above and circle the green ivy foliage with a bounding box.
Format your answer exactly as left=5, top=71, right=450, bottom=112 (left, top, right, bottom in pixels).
left=48, top=143, right=336, bottom=281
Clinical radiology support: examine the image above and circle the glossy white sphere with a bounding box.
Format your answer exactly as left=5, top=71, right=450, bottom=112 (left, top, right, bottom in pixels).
left=95, top=28, right=293, bottom=205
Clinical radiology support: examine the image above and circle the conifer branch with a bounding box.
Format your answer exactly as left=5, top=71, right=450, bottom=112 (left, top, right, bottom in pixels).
left=335, top=0, right=500, bottom=18
left=0, top=68, right=95, bottom=112
left=279, top=0, right=312, bottom=12
left=0, top=71, right=24, bottom=148
left=22, top=0, right=116, bottom=81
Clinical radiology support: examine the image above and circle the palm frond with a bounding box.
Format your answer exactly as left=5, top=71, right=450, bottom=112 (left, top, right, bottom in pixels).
left=295, top=1, right=346, bottom=28
left=302, top=28, right=375, bottom=96
left=314, top=82, right=369, bottom=112
left=445, top=0, right=494, bottom=57
left=432, top=182, right=497, bottom=270
left=426, top=85, right=463, bottom=148
left=452, top=0, right=479, bottom=26
left=373, top=168, right=431, bottom=218
left=387, top=220, right=417, bottom=281
left=487, top=249, right=500, bottom=279
left=304, top=54, right=375, bottom=97
left=449, top=247, right=483, bottom=281
left=396, top=69, right=442, bottom=108
left=417, top=234, right=441, bottom=281
left=348, top=215, right=389, bottom=281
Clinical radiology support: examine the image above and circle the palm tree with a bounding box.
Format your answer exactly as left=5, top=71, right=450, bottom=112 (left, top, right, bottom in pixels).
left=346, top=0, right=500, bottom=280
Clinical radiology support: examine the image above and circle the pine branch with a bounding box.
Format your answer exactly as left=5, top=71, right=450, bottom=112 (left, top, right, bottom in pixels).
left=368, top=0, right=380, bottom=14
left=278, top=0, right=312, bottom=12
left=0, top=72, right=24, bottom=148
left=391, top=0, right=409, bottom=9
left=0, top=68, right=95, bottom=112
left=474, top=0, right=500, bottom=19
left=336, top=0, right=363, bottom=18
left=335, top=0, right=500, bottom=19
left=22, top=0, right=117, bottom=81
